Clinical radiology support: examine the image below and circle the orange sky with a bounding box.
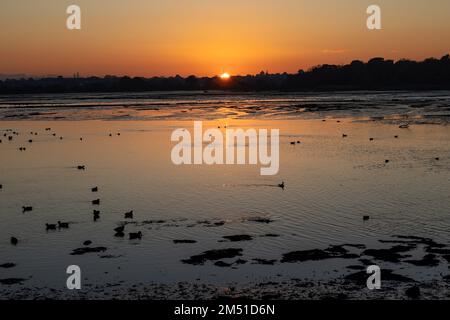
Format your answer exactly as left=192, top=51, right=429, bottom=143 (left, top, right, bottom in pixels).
left=1, top=0, right=449, bottom=77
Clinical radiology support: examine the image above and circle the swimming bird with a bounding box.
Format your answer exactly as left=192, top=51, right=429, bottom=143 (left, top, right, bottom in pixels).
left=28, top=139, right=33, bottom=143
left=83, top=240, right=92, bottom=246
left=8, top=136, right=12, bottom=141
left=363, top=215, right=370, bottom=221
left=124, top=210, right=134, bottom=219
left=58, top=221, right=69, bottom=229
left=296, top=141, right=301, bottom=144
left=93, top=210, right=100, bottom=221
left=109, top=133, right=112, bottom=137
left=10, top=237, right=18, bottom=245
left=435, top=157, right=440, bottom=161
left=385, top=160, right=390, bottom=164
left=0, top=184, right=2, bottom=189
left=80, top=138, right=83, bottom=141
left=394, top=135, right=399, bottom=138
left=77, top=165, right=86, bottom=170
left=114, top=225, right=125, bottom=233
left=46, top=223, right=57, bottom=230
left=91, top=186, right=98, bottom=192
left=92, top=199, right=100, bottom=205
left=278, top=182, right=285, bottom=190
left=129, top=231, right=142, bottom=240
left=114, top=232, right=125, bottom=237
left=342, top=134, right=348, bottom=138
left=369, top=138, right=374, bottom=141
left=290, top=141, right=295, bottom=145
left=22, top=206, right=33, bottom=213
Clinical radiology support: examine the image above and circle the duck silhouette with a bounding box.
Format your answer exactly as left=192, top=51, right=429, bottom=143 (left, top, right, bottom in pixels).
left=129, top=231, right=142, bottom=240
left=77, top=165, right=86, bottom=170
left=93, top=210, right=100, bottom=221
left=58, top=221, right=69, bottom=229
left=22, top=206, right=33, bottom=213
left=114, top=225, right=125, bottom=233
left=46, top=223, right=57, bottom=230
left=91, top=187, right=98, bottom=192
left=363, top=215, right=370, bottom=221
left=278, top=182, right=285, bottom=190
left=124, top=210, right=134, bottom=219
left=92, top=199, right=100, bottom=205
left=10, top=237, right=18, bottom=245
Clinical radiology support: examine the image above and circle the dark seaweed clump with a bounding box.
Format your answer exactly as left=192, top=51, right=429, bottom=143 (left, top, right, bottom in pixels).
left=182, top=248, right=243, bottom=265
left=70, top=247, right=107, bottom=255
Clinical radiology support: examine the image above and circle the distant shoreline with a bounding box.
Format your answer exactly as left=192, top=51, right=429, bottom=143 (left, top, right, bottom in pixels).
left=1, top=56, right=450, bottom=95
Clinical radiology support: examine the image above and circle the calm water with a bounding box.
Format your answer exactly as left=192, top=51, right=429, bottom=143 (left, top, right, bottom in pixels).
left=1, top=92, right=450, bottom=292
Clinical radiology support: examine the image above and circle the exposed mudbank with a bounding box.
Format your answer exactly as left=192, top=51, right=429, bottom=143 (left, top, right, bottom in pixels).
left=2, top=91, right=450, bottom=124
left=181, top=248, right=243, bottom=265
left=0, top=278, right=27, bottom=285
left=0, top=263, right=16, bottom=268
left=1, top=278, right=449, bottom=300
left=173, top=239, right=197, bottom=244
left=345, top=269, right=415, bottom=284
left=70, top=247, right=107, bottom=255
left=222, top=235, right=253, bottom=242
left=281, top=244, right=361, bottom=263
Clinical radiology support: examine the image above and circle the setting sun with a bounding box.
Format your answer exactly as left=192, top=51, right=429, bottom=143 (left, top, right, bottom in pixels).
left=220, top=72, right=231, bottom=80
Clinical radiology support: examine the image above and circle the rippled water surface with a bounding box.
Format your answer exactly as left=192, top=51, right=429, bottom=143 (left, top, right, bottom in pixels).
left=1, top=91, right=450, bottom=294
left=1, top=117, right=450, bottom=291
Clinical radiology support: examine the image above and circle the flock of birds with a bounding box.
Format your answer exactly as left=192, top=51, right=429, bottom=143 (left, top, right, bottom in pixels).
left=286, top=121, right=443, bottom=222
left=2, top=127, right=144, bottom=248
left=2, top=120, right=443, bottom=247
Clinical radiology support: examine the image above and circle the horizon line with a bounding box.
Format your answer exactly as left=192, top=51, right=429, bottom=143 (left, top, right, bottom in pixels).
left=2, top=54, right=449, bottom=80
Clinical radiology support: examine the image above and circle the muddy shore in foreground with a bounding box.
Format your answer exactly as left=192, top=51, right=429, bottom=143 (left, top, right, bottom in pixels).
left=1, top=278, right=450, bottom=300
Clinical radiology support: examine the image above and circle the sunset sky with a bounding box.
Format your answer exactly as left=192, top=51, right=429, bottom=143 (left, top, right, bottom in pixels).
left=1, top=0, right=449, bottom=77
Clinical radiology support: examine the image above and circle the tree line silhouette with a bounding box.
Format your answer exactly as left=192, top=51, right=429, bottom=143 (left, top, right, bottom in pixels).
left=1, top=55, right=450, bottom=94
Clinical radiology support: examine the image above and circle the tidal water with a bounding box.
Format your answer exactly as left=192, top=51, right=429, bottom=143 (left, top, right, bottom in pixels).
left=1, top=91, right=450, bottom=295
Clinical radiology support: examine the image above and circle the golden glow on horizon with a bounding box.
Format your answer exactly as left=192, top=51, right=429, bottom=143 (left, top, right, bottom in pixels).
left=220, top=72, right=231, bottom=80
left=1, top=1, right=450, bottom=77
